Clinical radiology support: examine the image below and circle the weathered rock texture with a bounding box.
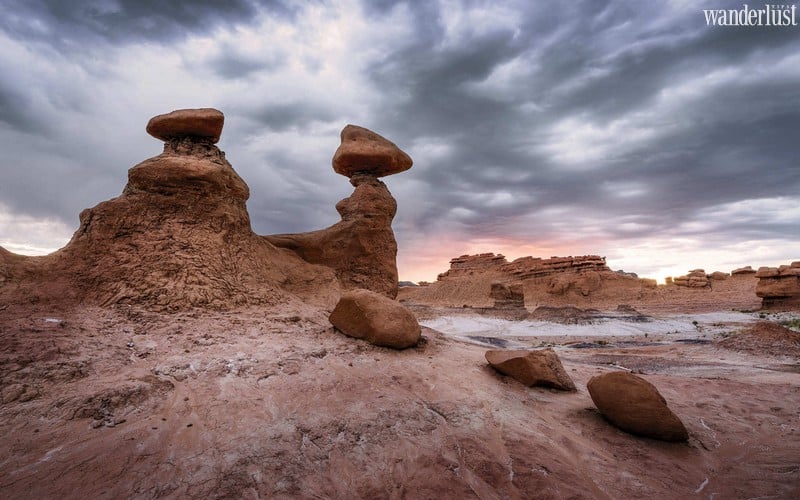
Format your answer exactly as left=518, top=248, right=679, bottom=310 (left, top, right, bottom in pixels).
left=587, top=371, right=688, bottom=442
left=0, top=108, right=340, bottom=311
left=756, top=262, right=800, bottom=310
left=266, top=125, right=412, bottom=299
left=672, top=269, right=711, bottom=288
left=485, top=349, right=576, bottom=391
left=329, top=288, right=421, bottom=349
left=399, top=253, right=762, bottom=313
left=489, top=282, right=525, bottom=309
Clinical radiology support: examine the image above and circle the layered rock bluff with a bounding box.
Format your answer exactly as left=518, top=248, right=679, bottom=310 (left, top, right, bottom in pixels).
left=399, top=253, right=762, bottom=312
left=265, top=125, right=412, bottom=299
left=0, top=108, right=346, bottom=311
left=404, top=253, right=652, bottom=309
left=756, top=262, right=800, bottom=310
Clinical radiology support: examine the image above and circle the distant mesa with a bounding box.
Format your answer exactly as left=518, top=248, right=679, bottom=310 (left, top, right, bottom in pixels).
left=332, top=124, right=413, bottom=178
left=399, top=253, right=765, bottom=313
left=146, top=108, right=224, bottom=143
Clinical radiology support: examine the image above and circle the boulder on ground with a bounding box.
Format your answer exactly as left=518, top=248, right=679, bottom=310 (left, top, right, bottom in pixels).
left=485, top=348, right=576, bottom=391
left=329, top=288, right=421, bottom=349
left=587, top=371, right=688, bottom=442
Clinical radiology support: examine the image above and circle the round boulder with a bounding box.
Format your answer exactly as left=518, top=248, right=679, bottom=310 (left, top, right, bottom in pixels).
left=332, top=125, right=412, bottom=178
left=485, top=348, right=576, bottom=391
left=587, top=371, right=688, bottom=442
left=146, top=108, right=224, bottom=143
left=329, top=288, right=420, bottom=349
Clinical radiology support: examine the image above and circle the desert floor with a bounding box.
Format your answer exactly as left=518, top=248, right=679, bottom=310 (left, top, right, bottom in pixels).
left=1, top=303, right=799, bottom=499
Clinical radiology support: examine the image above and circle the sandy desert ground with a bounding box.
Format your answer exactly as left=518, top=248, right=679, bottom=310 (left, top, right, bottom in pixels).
left=1, top=301, right=798, bottom=499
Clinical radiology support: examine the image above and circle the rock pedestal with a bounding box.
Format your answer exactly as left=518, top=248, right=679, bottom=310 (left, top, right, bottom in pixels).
left=266, top=125, right=412, bottom=299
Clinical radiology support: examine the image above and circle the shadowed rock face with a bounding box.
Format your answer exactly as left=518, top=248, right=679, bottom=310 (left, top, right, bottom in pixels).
left=265, top=125, right=412, bottom=299
left=0, top=108, right=340, bottom=311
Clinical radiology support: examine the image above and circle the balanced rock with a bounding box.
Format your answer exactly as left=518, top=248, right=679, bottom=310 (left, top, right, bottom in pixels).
left=587, top=371, right=688, bottom=442
left=266, top=124, right=411, bottom=298
left=332, top=125, right=412, bottom=178
left=329, top=288, right=421, bottom=349
left=146, top=108, right=224, bottom=143
left=485, top=349, right=576, bottom=391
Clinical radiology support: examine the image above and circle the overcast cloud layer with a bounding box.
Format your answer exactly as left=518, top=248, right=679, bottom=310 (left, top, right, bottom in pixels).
left=1, top=0, right=798, bottom=282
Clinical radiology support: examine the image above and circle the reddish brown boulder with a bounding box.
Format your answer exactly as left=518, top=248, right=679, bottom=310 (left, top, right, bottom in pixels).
left=485, top=349, right=576, bottom=391
left=329, top=289, right=421, bottom=349
left=587, top=371, right=688, bottom=442
left=332, top=125, right=412, bottom=178
left=146, top=108, right=224, bottom=143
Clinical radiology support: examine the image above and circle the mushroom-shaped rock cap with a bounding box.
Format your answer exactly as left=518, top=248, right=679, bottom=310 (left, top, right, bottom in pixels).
left=332, top=124, right=412, bottom=177
left=146, top=108, right=224, bottom=143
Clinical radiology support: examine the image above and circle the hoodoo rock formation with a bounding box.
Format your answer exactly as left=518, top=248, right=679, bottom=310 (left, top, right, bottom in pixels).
left=756, top=262, right=800, bottom=310
left=0, top=108, right=343, bottom=311
left=265, top=125, right=412, bottom=299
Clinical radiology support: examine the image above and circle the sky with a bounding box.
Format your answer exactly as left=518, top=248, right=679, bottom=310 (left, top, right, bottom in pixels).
left=0, top=0, right=798, bottom=284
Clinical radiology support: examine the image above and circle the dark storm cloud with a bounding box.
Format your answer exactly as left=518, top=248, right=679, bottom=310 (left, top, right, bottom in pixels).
left=0, top=0, right=798, bottom=276
left=0, top=0, right=291, bottom=48
left=369, top=0, right=800, bottom=252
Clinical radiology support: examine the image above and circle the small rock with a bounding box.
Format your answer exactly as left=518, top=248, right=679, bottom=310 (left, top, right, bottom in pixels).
left=485, top=349, right=576, bottom=391
left=587, top=371, right=688, bottom=442
left=146, top=108, right=224, bottom=143
left=329, top=288, right=421, bottom=349
left=332, top=124, right=412, bottom=178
